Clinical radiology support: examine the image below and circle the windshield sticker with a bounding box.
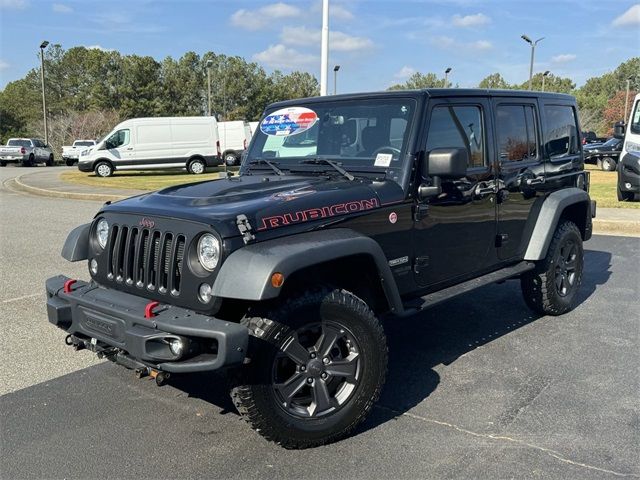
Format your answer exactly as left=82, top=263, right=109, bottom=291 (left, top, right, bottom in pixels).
left=260, top=107, right=318, bottom=137
left=374, top=153, right=393, bottom=167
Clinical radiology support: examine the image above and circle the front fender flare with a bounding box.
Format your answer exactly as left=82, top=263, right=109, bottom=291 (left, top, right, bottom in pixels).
left=61, top=223, right=90, bottom=262
left=212, top=228, right=404, bottom=313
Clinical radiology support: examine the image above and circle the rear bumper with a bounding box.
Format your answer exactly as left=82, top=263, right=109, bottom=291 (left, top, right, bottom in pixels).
left=46, top=275, right=248, bottom=373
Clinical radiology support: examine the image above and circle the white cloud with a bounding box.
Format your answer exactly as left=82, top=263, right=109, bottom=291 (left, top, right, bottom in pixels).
left=0, top=59, right=9, bottom=71
left=281, top=26, right=373, bottom=52
left=452, top=13, right=491, bottom=27
left=394, top=66, right=416, bottom=79
left=0, top=0, right=28, bottom=8
left=52, top=3, right=72, bottom=13
left=231, top=2, right=301, bottom=30
left=431, top=35, right=492, bottom=51
left=331, top=4, right=353, bottom=20
left=612, top=4, right=640, bottom=26
left=552, top=53, right=577, bottom=64
left=253, top=44, right=316, bottom=69
left=83, top=45, right=115, bottom=52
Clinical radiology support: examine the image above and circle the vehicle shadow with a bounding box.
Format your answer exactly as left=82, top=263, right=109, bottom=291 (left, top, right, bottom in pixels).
left=168, top=249, right=612, bottom=435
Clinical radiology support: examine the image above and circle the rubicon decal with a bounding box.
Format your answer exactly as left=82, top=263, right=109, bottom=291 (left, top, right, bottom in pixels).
left=259, top=198, right=379, bottom=230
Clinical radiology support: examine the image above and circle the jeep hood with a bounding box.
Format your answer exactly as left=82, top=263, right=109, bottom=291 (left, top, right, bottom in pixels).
left=101, top=174, right=404, bottom=238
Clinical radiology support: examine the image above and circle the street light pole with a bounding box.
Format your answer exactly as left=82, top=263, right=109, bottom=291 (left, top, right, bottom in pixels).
left=521, top=34, right=544, bottom=91
left=444, top=67, right=452, bottom=88
left=333, top=65, right=340, bottom=95
left=206, top=60, right=213, bottom=116
left=542, top=70, right=550, bottom=92
left=320, top=0, right=329, bottom=95
left=624, top=79, right=631, bottom=122
left=39, top=40, right=49, bottom=145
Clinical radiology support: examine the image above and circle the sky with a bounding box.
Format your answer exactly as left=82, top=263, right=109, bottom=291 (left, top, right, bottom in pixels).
left=0, top=0, right=639, bottom=93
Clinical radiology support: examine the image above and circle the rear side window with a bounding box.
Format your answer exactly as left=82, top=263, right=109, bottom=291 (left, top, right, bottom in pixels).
left=544, top=105, right=579, bottom=158
left=496, top=105, right=538, bottom=162
left=426, top=105, right=485, bottom=168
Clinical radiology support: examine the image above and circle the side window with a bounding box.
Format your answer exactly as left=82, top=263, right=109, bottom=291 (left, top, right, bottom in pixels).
left=496, top=105, right=539, bottom=162
left=544, top=105, right=579, bottom=158
left=107, top=129, right=130, bottom=149
left=630, top=100, right=640, bottom=135
left=426, top=105, right=485, bottom=168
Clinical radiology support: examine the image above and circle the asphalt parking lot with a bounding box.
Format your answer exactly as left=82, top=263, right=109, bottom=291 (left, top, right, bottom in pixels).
left=1, top=166, right=638, bottom=479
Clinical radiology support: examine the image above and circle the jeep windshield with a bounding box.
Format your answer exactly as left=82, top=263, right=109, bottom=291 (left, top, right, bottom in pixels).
left=245, top=98, right=417, bottom=183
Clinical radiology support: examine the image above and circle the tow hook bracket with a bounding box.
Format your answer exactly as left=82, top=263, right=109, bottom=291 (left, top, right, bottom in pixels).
left=144, top=301, right=161, bottom=319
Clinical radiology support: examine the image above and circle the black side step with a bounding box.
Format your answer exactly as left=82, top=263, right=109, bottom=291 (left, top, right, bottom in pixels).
left=401, top=261, right=535, bottom=315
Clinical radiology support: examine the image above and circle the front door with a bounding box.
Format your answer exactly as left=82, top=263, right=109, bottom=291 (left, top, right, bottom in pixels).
left=413, top=98, right=497, bottom=289
left=105, top=128, right=135, bottom=165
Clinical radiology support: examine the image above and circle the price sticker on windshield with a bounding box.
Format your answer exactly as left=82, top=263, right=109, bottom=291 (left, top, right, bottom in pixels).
left=260, top=107, right=318, bottom=136
left=374, top=153, right=393, bottom=167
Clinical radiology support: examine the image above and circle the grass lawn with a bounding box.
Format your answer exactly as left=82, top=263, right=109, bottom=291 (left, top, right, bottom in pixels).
left=61, top=164, right=636, bottom=208
left=585, top=164, right=639, bottom=209
left=60, top=167, right=239, bottom=191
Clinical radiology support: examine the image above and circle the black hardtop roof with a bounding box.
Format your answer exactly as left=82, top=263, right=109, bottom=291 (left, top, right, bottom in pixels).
left=268, top=88, right=575, bottom=110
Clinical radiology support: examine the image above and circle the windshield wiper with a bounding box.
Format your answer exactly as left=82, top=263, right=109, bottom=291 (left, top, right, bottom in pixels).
left=299, top=158, right=355, bottom=181
left=247, top=159, right=285, bottom=176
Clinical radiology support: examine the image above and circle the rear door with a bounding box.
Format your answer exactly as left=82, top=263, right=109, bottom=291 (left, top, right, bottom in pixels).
left=493, top=99, right=545, bottom=260
left=413, top=97, right=498, bottom=288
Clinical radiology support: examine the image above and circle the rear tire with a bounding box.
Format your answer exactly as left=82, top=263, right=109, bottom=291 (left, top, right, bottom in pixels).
left=231, top=288, right=388, bottom=449
left=46, top=154, right=54, bottom=167
left=65, top=159, right=75, bottom=167
left=601, top=157, right=616, bottom=171
left=224, top=152, right=238, bottom=166
left=0, top=161, right=6, bottom=167
left=23, top=154, right=35, bottom=167
left=188, top=158, right=205, bottom=174
left=521, top=221, right=584, bottom=316
left=94, top=161, right=113, bottom=177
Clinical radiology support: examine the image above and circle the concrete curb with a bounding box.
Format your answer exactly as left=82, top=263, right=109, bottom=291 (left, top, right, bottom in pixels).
left=592, top=220, right=640, bottom=238
left=11, top=173, right=127, bottom=202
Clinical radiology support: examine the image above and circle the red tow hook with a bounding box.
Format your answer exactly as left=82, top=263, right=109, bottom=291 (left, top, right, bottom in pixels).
left=63, top=279, right=78, bottom=294
left=144, top=301, right=161, bottom=319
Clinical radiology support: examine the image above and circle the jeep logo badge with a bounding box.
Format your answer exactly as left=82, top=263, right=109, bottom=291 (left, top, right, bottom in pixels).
left=139, top=218, right=155, bottom=229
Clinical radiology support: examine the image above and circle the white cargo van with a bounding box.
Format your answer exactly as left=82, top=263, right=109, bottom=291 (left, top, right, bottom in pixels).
left=77, top=117, right=221, bottom=177
left=218, top=121, right=252, bottom=166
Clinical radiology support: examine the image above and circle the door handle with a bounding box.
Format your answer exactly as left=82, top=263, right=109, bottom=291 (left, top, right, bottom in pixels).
left=126, top=147, right=134, bottom=151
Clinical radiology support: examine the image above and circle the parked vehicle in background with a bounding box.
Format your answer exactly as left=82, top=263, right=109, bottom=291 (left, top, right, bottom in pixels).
left=583, top=137, right=622, bottom=171
left=62, top=140, right=97, bottom=166
left=218, top=121, right=252, bottom=166
left=0, top=138, right=54, bottom=167
left=47, top=89, right=595, bottom=448
left=615, top=93, right=640, bottom=201
left=581, top=131, right=606, bottom=145
left=249, top=121, right=259, bottom=137
left=77, top=117, right=222, bottom=177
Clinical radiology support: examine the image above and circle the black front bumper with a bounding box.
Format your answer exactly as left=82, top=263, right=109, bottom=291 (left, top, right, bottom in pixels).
left=46, top=275, right=248, bottom=373
left=618, top=155, right=640, bottom=193
left=77, top=162, right=93, bottom=172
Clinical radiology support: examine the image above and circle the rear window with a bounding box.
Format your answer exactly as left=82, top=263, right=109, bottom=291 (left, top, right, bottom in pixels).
left=75, top=141, right=94, bottom=147
left=544, top=105, right=580, bottom=158
left=8, top=139, right=31, bottom=147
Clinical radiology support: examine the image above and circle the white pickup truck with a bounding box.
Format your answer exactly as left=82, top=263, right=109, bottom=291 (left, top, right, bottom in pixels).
left=62, top=139, right=97, bottom=166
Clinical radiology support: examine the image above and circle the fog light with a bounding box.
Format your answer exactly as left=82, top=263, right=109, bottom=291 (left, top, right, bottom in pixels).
left=625, top=182, right=632, bottom=189
left=90, top=258, right=98, bottom=275
left=198, top=283, right=213, bottom=303
left=168, top=338, right=185, bottom=357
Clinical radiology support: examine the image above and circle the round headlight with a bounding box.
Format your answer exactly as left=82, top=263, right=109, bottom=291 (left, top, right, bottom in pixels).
left=197, top=234, right=220, bottom=271
left=96, top=218, right=109, bottom=249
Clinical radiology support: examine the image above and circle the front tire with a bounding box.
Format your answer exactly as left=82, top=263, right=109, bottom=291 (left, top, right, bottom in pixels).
left=521, top=221, right=584, bottom=316
left=188, top=158, right=205, bottom=174
left=94, top=161, right=113, bottom=177
left=601, top=157, right=616, bottom=171
left=231, top=289, right=388, bottom=449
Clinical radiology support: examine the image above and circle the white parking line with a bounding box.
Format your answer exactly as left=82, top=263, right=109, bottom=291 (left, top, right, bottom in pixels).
left=1, top=293, right=42, bottom=304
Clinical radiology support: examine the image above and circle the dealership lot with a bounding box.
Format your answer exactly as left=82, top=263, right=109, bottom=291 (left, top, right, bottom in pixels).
left=1, top=167, right=638, bottom=479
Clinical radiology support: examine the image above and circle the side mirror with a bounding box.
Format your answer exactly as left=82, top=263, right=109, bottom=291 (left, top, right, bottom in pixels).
left=613, top=121, right=626, bottom=140
left=423, top=148, right=468, bottom=179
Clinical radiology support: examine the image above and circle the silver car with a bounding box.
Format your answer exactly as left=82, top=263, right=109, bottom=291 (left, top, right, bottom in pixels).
left=0, top=138, right=54, bottom=167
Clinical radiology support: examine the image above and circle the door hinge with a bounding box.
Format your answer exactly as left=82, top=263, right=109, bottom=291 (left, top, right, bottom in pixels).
left=414, top=256, right=429, bottom=273
left=495, top=233, right=509, bottom=247
left=413, top=203, right=429, bottom=222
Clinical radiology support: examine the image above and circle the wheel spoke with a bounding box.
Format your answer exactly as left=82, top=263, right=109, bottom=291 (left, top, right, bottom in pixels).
left=282, top=335, right=310, bottom=365
left=555, top=273, right=564, bottom=292
left=315, top=325, right=339, bottom=358
left=309, top=380, right=333, bottom=416
left=274, top=372, right=307, bottom=403
left=325, top=354, right=359, bottom=383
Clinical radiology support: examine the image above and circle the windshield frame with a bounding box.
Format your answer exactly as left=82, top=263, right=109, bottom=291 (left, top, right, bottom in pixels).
left=243, top=94, right=423, bottom=189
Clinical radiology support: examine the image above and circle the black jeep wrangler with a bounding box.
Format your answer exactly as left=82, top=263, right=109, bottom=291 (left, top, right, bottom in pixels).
left=46, top=89, right=595, bottom=448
